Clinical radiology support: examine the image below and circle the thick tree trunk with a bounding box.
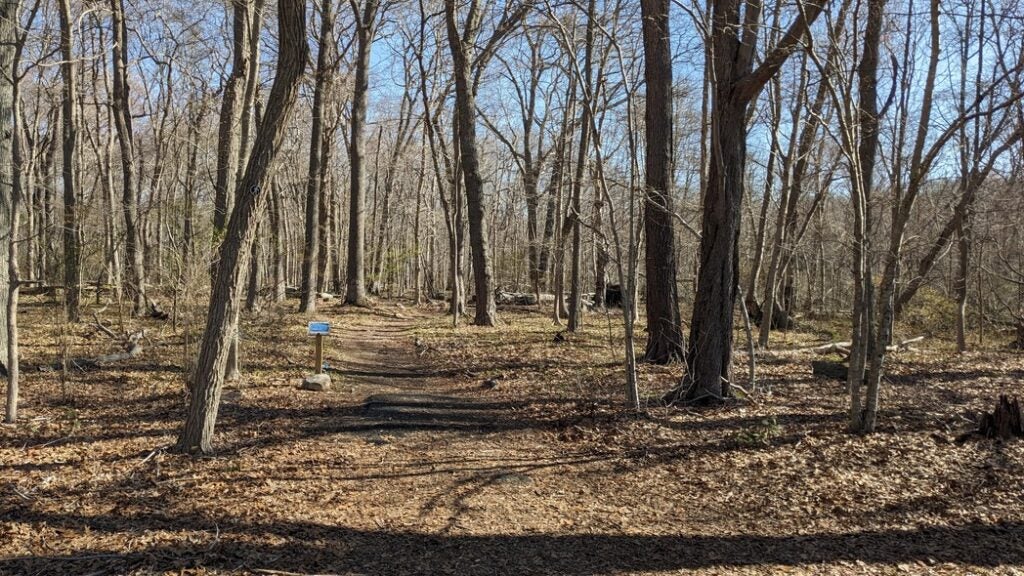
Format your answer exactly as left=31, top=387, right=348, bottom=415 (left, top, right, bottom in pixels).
left=641, top=0, right=683, bottom=363
left=444, top=0, right=496, bottom=326
left=177, top=0, right=307, bottom=454
left=682, top=101, right=746, bottom=401
left=672, top=0, right=825, bottom=403
left=345, top=0, right=378, bottom=307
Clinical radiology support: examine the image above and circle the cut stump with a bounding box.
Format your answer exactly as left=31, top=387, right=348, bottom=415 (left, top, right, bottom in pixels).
left=978, top=395, right=1023, bottom=440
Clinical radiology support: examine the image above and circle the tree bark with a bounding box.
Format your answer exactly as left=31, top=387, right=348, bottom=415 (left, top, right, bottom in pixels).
left=673, top=0, right=825, bottom=403
left=57, top=0, right=79, bottom=322
left=109, top=0, right=146, bottom=316
left=345, top=0, right=378, bottom=307
left=213, top=1, right=251, bottom=240
left=567, top=0, right=596, bottom=332
left=0, top=0, right=18, bottom=422
left=444, top=0, right=498, bottom=326
left=177, top=0, right=307, bottom=454
left=300, top=0, right=336, bottom=312
left=641, top=0, right=683, bottom=363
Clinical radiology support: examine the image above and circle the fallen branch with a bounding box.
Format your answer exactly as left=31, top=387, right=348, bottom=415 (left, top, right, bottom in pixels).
left=39, top=330, right=145, bottom=373
left=144, top=294, right=169, bottom=320
left=801, top=336, right=924, bottom=356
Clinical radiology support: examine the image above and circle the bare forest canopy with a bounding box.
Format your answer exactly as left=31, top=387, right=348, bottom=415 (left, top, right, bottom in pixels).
left=0, top=0, right=1023, bottom=450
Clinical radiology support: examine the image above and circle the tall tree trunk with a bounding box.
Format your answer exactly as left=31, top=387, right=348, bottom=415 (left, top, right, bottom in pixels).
left=345, top=0, right=378, bottom=307
left=673, top=0, right=825, bottom=403
left=213, top=0, right=251, bottom=242
left=177, top=0, right=307, bottom=454
left=110, top=0, right=145, bottom=315
left=848, top=0, right=886, bottom=432
left=1, top=0, right=19, bottom=422
left=57, top=0, right=79, bottom=322
left=300, top=0, right=336, bottom=312
left=444, top=0, right=497, bottom=326
left=641, top=0, right=683, bottom=363
left=567, top=0, right=596, bottom=332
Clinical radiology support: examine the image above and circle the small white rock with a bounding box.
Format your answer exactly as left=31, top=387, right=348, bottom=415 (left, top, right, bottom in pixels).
left=302, top=373, right=332, bottom=391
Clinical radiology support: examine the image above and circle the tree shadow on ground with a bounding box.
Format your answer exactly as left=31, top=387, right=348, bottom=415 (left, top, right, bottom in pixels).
left=3, top=508, right=1021, bottom=575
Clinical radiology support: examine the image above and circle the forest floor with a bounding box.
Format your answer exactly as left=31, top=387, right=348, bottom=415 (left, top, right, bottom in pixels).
left=1, top=294, right=1023, bottom=575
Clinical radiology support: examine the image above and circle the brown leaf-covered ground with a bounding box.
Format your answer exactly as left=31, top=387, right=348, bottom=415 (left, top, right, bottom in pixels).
left=1, top=294, right=1023, bottom=575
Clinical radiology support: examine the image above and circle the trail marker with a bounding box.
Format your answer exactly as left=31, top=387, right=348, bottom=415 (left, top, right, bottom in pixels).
left=302, top=321, right=332, bottom=391
left=308, top=321, right=330, bottom=375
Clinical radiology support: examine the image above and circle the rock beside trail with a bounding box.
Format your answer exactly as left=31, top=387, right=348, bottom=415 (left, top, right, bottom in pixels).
left=302, top=373, right=332, bottom=391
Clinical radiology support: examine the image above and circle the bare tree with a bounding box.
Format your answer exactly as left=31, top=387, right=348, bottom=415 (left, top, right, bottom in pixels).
left=444, top=0, right=531, bottom=326
left=0, top=0, right=19, bottom=422
left=345, top=0, right=381, bottom=307
left=57, top=0, right=80, bottom=322
left=669, top=0, right=826, bottom=403
left=177, top=0, right=308, bottom=454
left=640, top=0, right=683, bottom=363
left=109, top=0, right=145, bottom=315
left=300, top=0, right=338, bottom=312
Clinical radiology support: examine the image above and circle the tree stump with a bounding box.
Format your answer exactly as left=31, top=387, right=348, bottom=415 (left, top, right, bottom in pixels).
left=811, top=359, right=848, bottom=381
left=1011, top=319, right=1024, bottom=350
left=978, top=395, right=1023, bottom=440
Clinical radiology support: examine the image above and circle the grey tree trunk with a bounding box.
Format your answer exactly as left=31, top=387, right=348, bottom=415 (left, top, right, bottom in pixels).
left=567, top=0, right=596, bottom=332
left=640, top=0, right=683, bottom=363
left=177, top=0, right=307, bottom=454
left=109, top=0, right=146, bottom=316
left=674, top=0, right=825, bottom=403
left=345, top=0, right=378, bottom=307
left=300, top=0, right=336, bottom=312
left=1, top=0, right=19, bottom=422
left=212, top=1, right=251, bottom=239
left=848, top=0, right=887, bottom=432
left=57, top=0, right=79, bottom=322
left=444, top=0, right=501, bottom=326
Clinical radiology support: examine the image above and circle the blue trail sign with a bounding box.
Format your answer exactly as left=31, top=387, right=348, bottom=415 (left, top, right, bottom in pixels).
left=308, top=321, right=330, bottom=336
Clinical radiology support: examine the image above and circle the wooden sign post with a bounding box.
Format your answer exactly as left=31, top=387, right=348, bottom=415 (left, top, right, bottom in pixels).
left=308, top=321, right=330, bottom=372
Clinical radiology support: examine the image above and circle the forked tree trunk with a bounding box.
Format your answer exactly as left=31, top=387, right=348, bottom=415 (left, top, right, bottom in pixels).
left=109, top=0, right=146, bottom=316
left=177, top=0, right=307, bottom=454
left=672, top=0, right=825, bottom=403
left=300, top=0, right=336, bottom=312
left=444, top=0, right=498, bottom=326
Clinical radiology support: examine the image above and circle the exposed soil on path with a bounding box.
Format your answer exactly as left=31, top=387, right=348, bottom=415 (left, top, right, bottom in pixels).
left=2, top=297, right=1023, bottom=575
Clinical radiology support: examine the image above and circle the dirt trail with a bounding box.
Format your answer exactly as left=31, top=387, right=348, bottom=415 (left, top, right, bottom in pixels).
left=320, top=307, right=505, bottom=431
left=4, top=300, right=1023, bottom=575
